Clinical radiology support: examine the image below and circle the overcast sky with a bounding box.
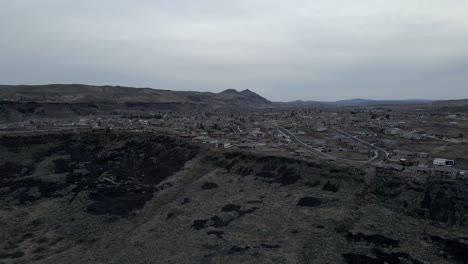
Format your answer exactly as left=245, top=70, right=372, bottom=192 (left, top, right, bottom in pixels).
left=1, top=1, right=467, bottom=101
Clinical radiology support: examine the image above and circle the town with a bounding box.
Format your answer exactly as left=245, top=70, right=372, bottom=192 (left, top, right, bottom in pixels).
left=1, top=104, right=466, bottom=180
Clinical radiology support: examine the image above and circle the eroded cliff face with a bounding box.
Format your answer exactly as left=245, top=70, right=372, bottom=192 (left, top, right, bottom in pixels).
left=0, top=132, right=199, bottom=215
left=420, top=181, right=466, bottom=225
left=369, top=173, right=467, bottom=226
left=0, top=132, right=467, bottom=264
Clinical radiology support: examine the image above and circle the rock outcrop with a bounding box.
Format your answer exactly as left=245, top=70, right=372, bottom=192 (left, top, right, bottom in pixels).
left=0, top=132, right=467, bottom=263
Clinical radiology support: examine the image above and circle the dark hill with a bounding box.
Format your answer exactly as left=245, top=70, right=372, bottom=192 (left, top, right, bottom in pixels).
left=0, top=85, right=271, bottom=122
left=0, top=84, right=271, bottom=108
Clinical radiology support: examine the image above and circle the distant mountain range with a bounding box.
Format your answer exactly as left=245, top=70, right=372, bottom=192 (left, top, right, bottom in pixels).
left=286, top=98, right=433, bottom=106
left=0, top=84, right=466, bottom=110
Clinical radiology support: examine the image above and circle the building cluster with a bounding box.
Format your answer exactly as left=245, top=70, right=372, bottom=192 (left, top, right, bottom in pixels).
left=0, top=106, right=466, bottom=179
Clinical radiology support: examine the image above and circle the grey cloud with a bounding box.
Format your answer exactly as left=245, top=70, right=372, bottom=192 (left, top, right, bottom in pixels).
left=1, top=0, right=468, bottom=101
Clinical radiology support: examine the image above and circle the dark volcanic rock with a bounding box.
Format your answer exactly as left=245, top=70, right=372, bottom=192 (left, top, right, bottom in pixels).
left=255, top=171, right=276, bottom=178
left=206, top=152, right=312, bottom=185
left=0, top=162, right=30, bottom=180
left=297, top=197, right=323, bottom=207
left=210, top=216, right=234, bottom=228
left=237, top=207, right=258, bottom=217
left=2, top=131, right=468, bottom=263
left=181, top=197, right=191, bottom=205
left=322, top=181, right=340, bottom=192
left=373, top=176, right=405, bottom=198
left=4, top=177, right=67, bottom=204
left=221, top=204, right=258, bottom=217
left=428, top=235, right=468, bottom=262
left=305, top=180, right=321, bottom=187
left=166, top=213, right=175, bottom=219
left=221, top=204, right=241, bottom=213
left=260, top=243, right=280, bottom=249
left=343, top=248, right=424, bottom=264
left=10, top=251, right=26, bottom=259
left=192, top=219, right=209, bottom=230
left=278, top=167, right=301, bottom=185
left=206, top=230, right=224, bottom=239
left=86, top=186, right=154, bottom=215
left=342, top=253, right=380, bottom=264
left=192, top=205, right=258, bottom=233
left=0, top=132, right=199, bottom=216
left=420, top=181, right=465, bottom=224
left=201, top=182, right=219, bottom=190
left=53, top=158, right=74, bottom=174
left=227, top=246, right=249, bottom=254
left=347, top=231, right=400, bottom=248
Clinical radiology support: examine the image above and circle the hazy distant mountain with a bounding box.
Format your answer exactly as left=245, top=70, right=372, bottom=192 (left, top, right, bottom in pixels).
left=281, top=100, right=332, bottom=106
left=285, top=98, right=433, bottom=106
left=335, top=98, right=433, bottom=105
left=432, top=98, right=468, bottom=107
left=431, top=98, right=468, bottom=112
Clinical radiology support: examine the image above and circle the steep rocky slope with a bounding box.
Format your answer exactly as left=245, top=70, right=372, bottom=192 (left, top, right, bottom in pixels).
left=0, top=132, right=467, bottom=263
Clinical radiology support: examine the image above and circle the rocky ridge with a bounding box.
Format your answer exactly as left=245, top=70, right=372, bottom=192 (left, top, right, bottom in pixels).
left=0, top=132, right=467, bottom=263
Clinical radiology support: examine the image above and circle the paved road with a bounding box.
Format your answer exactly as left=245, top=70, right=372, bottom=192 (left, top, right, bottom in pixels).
left=329, top=127, right=388, bottom=163
left=229, top=124, right=240, bottom=134
left=275, top=126, right=371, bottom=165
left=299, top=115, right=387, bottom=163
left=276, top=126, right=334, bottom=159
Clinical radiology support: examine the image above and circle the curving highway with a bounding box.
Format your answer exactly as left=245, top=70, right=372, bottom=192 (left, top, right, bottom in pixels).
left=275, top=124, right=388, bottom=165
left=276, top=126, right=374, bottom=165
left=276, top=126, right=335, bottom=159
left=329, top=127, right=388, bottom=164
